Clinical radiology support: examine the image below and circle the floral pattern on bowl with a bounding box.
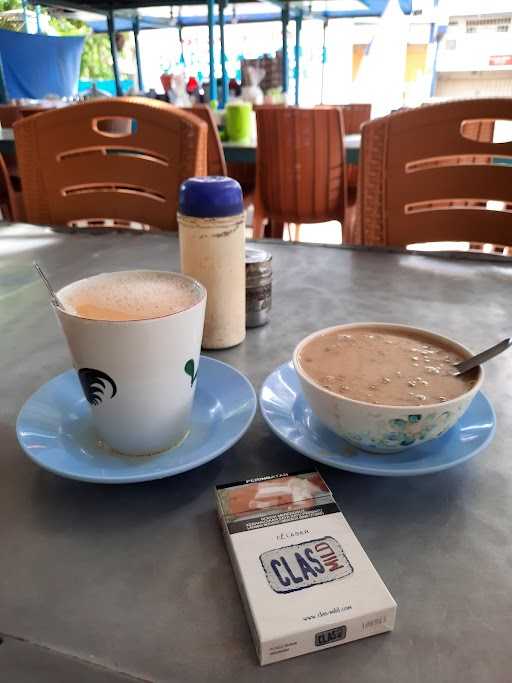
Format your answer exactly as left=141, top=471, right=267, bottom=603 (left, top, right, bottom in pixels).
left=341, top=411, right=455, bottom=452
left=298, top=363, right=476, bottom=453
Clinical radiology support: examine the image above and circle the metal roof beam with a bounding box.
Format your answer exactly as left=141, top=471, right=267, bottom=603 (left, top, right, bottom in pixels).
left=39, top=0, right=258, bottom=10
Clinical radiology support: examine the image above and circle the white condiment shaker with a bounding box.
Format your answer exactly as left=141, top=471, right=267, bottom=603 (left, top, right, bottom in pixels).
left=178, top=176, right=246, bottom=349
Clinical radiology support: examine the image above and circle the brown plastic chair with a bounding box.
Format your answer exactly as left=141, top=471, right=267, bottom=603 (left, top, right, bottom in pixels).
left=0, top=104, right=20, bottom=128
left=340, top=103, right=371, bottom=134
left=190, top=104, right=227, bottom=176
left=226, top=161, right=255, bottom=198
left=0, top=105, right=22, bottom=180
left=340, top=103, right=371, bottom=191
left=18, top=106, right=57, bottom=119
left=352, top=98, right=512, bottom=247
left=0, top=106, right=20, bottom=177
left=13, top=97, right=207, bottom=231
left=0, top=153, right=24, bottom=221
left=229, top=105, right=286, bottom=209
left=317, top=103, right=371, bottom=191
left=253, top=106, right=353, bottom=239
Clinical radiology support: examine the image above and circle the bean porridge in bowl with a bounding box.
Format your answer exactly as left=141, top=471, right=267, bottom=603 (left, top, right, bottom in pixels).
left=293, top=323, right=483, bottom=453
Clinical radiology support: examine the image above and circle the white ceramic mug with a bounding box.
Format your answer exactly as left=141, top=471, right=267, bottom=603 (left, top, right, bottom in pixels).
left=55, top=271, right=206, bottom=456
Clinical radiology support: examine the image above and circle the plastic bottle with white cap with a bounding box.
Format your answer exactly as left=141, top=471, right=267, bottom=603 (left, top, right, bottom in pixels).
left=178, top=176, right=246, bottom=350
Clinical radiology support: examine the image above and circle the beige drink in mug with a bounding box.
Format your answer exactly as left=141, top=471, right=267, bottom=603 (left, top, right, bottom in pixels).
left=55, top=270, right=206, bottom=456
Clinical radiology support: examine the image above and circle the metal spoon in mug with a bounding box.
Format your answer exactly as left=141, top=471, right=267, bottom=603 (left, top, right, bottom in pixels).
left=453, top=337, right=512, bottom=376
left=33, top=262, right=65, bottom=311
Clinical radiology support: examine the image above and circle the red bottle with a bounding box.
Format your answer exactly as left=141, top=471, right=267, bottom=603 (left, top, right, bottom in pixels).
left=186, top=76, right=199, bottom=95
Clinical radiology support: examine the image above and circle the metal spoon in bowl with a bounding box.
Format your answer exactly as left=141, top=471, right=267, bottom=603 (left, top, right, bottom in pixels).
left=453, top=337, right=512, bottom=376
left=33, top=262, right=65, bottom=311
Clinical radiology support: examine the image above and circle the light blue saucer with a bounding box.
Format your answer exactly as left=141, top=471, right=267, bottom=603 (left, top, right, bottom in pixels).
left=260, top=362, right=496, bottom=477
left=17, top=356, right=256, bottom=484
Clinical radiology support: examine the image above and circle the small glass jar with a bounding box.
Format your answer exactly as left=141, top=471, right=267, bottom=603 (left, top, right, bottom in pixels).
left=246, top=248, right=272, bottom=328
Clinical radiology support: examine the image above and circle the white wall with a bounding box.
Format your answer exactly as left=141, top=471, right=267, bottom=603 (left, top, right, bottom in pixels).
left=436, top=71, right=512, bottom=98
left=437, top=14, right=512, bottom=73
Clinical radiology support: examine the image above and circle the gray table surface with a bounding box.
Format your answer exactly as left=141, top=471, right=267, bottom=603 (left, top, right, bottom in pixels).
left=1, top=224, right=511, bottom=683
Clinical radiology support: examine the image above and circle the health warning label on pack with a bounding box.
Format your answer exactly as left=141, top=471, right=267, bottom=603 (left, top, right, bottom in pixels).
left=260, top=536, right=353, bottom=594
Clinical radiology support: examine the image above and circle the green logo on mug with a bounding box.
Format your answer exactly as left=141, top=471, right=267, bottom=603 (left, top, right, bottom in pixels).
left=184, top=359, right=198, bottom=387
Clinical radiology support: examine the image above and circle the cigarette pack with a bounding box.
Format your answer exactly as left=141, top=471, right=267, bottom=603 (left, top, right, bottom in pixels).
left=216, top=470, right=397, bottom=665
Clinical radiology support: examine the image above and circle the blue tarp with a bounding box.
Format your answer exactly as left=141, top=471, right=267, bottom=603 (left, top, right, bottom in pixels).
left=0, top=29, right=84, bottom=99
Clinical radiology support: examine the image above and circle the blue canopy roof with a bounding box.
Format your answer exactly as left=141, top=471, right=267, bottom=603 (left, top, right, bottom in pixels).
left=83, top=0, right=412, bottom=32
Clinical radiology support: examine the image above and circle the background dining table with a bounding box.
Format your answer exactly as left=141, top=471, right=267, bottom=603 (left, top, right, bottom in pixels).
left=1, top=223, right=511, bottom=683
left=222, top=133, right=361, bottom=164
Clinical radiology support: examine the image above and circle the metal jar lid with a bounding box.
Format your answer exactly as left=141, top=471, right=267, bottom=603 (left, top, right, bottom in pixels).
left=246, top=248, right=272, bottom=287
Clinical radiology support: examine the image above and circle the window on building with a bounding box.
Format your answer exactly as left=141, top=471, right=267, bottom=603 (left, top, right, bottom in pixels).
left=465, top=16, right=511, bottom=33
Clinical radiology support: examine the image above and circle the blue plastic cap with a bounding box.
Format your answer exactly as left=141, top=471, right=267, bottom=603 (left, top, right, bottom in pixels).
left=179, top=176, right=244, bottom=218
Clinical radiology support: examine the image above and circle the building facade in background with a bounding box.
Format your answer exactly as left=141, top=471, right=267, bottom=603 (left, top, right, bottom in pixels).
left=131, top=0, right=512, bottom=109
left=434, top=1, right=512, bottom=99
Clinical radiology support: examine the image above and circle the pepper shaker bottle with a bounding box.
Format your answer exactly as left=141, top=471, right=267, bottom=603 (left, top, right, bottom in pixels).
left=178, top=176, right=246, bottom=349
left=246, top=248, right=272, bottom=327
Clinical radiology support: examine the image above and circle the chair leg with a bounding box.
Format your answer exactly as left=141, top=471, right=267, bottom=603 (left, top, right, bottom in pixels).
left=251, top=192, right=266, bottom=239
left=12, top=191, right=26, bottom=222
left=252, top=210, right=266, bottom=239
left=342, top=201, right=358, bottom=244
left=270, top=220, right=285, bottom=239
left=0, top=200, right=9, bottom=221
